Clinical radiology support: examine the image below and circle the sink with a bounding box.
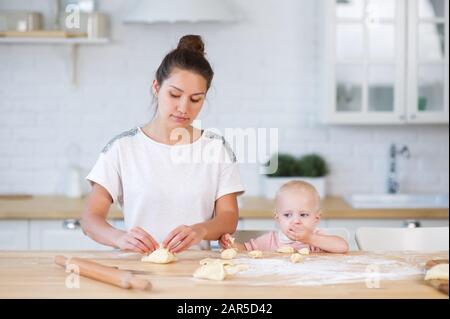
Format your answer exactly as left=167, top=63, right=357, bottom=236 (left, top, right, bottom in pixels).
left=344, top=194, right=449, bottom=209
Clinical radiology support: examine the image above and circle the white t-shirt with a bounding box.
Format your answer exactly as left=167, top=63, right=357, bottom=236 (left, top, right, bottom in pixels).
left=86, top=127, right=245, bottom=250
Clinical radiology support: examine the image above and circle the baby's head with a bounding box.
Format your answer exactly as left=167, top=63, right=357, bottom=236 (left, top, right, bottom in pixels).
left=274, top=180, right=321, bottom=235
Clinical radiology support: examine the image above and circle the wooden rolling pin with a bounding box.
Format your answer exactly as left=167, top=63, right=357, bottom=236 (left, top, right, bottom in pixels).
left=54, top=255, right=151, bottom=291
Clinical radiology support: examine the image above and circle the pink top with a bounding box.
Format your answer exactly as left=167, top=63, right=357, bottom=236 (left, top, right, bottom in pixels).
left=244, top=229, right=327, bottom=252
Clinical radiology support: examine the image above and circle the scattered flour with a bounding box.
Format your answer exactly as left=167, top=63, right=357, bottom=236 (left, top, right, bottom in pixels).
left=224, top=254, right=425, bottom=286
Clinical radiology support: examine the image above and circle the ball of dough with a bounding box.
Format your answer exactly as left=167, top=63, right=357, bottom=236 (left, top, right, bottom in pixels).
left=425, top=264, right=449, bottom=280
left=199, top=258, right=233, bottom=266
left=290, top=253, right=304, bottom=263
left=248, top=250, right=263, bottom=259
left=193, top=262, right=227, bottom=281
left=277, top=245, right=295, bottom=254
left=224, top=264, right=250, bottom=275
left=193, top=258, right=249, bottom=280
left=298, top=247, right=310, bottom=255
left=221, top=248, right=238, bottom=260
left=141, top=247, right=177, bottom=264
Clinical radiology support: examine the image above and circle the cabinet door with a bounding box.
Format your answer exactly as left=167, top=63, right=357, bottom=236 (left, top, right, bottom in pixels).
left=407, top=0, right=449, bottom=123
left=325, top=0, right=407, bottom=124
left=0, top=220, right=28, bottom=250
left=237, top=218, right=275, bottom=231
left=418, top=219, right=449, bottom=227
left=29, top=220, right=113, bottom=250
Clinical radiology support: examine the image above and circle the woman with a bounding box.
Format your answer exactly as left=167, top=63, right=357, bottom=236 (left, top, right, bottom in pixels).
left=81, top=35, right=245, bottom=254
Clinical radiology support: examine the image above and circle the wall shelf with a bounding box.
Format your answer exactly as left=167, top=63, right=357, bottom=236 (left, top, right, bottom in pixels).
left=0, top=37, right=110, bottom=86
left=0, top=37, right=109, bottom=44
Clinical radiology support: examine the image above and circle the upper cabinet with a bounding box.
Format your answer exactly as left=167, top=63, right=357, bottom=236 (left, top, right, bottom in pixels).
left=408, top=0, right=449, bottom=123
left=324, top=0, right=449, bottom=124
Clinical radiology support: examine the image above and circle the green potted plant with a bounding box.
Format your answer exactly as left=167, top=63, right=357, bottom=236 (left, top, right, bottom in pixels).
left=262, top=153, right=329, bottom=199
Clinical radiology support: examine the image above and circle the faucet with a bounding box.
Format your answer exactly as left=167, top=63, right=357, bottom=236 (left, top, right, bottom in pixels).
left=387, top=144, right=410, bottom=194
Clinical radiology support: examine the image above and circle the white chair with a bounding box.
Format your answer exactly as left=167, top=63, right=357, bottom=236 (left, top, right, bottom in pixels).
left=355, top=227, right=449, bottom=251
left=322, top=228, right=350, bottom=243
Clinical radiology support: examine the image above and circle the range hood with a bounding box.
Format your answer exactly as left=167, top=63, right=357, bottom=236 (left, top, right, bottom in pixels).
left=123, top=0, right=238, bottom=24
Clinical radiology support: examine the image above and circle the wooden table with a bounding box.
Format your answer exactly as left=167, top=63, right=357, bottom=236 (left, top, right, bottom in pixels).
left=0, top=250, right=447, bottom=299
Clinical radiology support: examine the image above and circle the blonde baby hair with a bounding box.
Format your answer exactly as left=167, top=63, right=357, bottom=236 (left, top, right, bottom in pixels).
left=274, top=180, right=321, bottom=213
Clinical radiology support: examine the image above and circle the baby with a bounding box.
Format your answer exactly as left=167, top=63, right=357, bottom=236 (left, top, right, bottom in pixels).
left=220, top=180, right=349, bottom=253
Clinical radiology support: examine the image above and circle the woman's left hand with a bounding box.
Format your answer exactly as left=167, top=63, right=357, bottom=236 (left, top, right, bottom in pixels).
left=162, top=224, right=207, bottom=253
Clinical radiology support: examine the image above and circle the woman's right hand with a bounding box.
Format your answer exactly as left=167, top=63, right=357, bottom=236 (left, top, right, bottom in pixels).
left=219, top=233, right=233, bottom=249
left=115, top=227, right=159, bottom=254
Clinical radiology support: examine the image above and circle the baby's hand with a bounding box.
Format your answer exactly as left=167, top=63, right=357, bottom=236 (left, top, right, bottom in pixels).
left=287, top=225, right=313, bottom=243
left=219, top=233, right=234, bottom=249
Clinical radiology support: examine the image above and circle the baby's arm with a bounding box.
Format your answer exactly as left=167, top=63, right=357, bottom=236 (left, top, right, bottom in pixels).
left=288, top=226, right=349, bottom=253
left=307, top=233, right=349, bottom=253
left=219, top=233, right=246, bottom=251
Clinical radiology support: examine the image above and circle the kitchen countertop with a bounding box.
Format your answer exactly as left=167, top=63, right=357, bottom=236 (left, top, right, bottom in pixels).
left=0, top=250, right=447, bottom=298
left=239, top=196, right=449, bottom=220
left=0, top=195, right=448, bottom=220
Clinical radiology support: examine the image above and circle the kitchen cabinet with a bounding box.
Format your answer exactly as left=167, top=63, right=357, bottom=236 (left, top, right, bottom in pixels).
left=0, top=219, right=116, bottom=250
left=324, top=0, right=449, bottom=124
left=29, top=220, right=112, bottom=251
left=0, top=221, right=28, bottom=250
left=407, top=0, right=449, bottom=123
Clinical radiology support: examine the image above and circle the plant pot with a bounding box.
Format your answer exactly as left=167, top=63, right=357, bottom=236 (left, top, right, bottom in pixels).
left=262, top=176, right=326, bottom=200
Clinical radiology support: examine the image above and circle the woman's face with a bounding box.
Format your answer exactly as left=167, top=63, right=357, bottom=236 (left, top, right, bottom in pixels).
left=153, top=68, right=207, bottom=129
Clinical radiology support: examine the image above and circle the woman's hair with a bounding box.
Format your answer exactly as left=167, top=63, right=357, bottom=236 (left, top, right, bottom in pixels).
left=155, top=35, right=214, bottom=91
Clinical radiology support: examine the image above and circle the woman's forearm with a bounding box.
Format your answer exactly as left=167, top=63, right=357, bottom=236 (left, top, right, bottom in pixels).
left=192, top=210, right=238, bottom=241
left=81, top=213, right=125, bottom=249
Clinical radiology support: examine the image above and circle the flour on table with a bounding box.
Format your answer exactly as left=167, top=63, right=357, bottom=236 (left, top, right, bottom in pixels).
left=223, top=254, right=425, bottom=286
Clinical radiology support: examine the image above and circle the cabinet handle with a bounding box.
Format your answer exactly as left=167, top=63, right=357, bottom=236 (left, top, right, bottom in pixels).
left=399, top=114, right=406, bottom=120
left=410, top=114, right=417, bottom=120
left=63, top=219, right=81, bottom=230
left=404, top=220, right=421, bottom=228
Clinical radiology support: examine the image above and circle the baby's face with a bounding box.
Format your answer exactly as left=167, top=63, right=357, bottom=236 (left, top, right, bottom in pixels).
left=275, top=189, right=320, bottom=235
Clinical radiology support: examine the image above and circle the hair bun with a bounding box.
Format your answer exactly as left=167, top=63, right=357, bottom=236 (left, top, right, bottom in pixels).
left=177, top=35, right=205, bottom=55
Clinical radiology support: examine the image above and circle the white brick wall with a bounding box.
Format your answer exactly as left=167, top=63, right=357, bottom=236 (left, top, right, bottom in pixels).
left=0, top=0, right=448, bottom=196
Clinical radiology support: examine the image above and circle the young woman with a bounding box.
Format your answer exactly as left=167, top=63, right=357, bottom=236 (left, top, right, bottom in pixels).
left=81, top=35, right=245, bottom=254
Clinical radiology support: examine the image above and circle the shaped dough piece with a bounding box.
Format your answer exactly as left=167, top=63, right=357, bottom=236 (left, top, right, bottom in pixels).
left=221, top=248, right=238, bottom=260
left=193, top=259, right=249, bottom=280
left=193, top=262, right=227, bottom=281
left=277, top=245, right=295, bottom=254
left=290, top=253, right=304, bottom=263
left=199, top=258, right=233, bottom=266
left=248, top=250, right=263, bottom=259
left=298, top=247, right=310, bottom=255
left=224, top=264, right=250, bottom=275
left=141, top=247, right=177, bottom=264
left=425, top=264, right=449, bottom=280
